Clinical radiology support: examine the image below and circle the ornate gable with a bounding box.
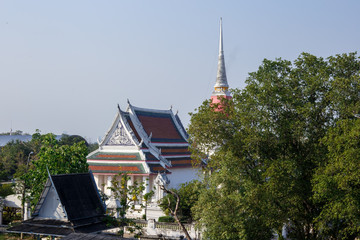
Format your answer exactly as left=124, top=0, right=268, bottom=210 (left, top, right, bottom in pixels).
left=105, top=121, right=134, bottom=146
left=100, top=106, right=139, bottom=147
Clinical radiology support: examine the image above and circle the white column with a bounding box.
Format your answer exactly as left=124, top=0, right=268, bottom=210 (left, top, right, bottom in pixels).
left=158, top=183, right=164, bottom=200
left=24, top=201, right=31, bottom=220
left=0, top=205, right=3, bottom=225
left=99, top=175, right=104, bottom=192
left=155, top=183, right=160, bottom=201
left=143, top=176, right=149, bottom=195
left=127, top=175, right=134, bottom=208
left=128, top=175, right=134, bottom=187
left=106, top=175, right=112, bottom=196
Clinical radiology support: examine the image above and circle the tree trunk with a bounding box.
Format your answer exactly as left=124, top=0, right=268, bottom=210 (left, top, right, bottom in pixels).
left=161, top=186, right=192, bottom=240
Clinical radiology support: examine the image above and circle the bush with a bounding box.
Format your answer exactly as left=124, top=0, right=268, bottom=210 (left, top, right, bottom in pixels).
left=2, top=207, right=21, bottom=225
left=158, top=216, right=175, bottom=223
left=0, top=183, right=14, bottom=198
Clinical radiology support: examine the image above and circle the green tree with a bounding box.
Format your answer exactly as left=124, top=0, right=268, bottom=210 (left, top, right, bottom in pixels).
left=188, top=52, right=360, bottom=239
left=0, top=183, right=14, bottom=198
left=0, top=140, right=33, bottom=181
left=313, top=118, right=360, bottom=239
left=158, top=182, right=197, bottom=240
left=59, top=134, right=88, bottom=146
left=159, top=180, right=202, bottom=223
left=22, top=133, right=89, bottom=208
left=106, top=173, right=147, bottom=238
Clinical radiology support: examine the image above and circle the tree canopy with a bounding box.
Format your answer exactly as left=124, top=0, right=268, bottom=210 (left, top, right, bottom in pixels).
left=0, top=131, right=96, bottom=182
left=159, top=180, right=202, bottom=223
left=188, top=52, right=360, bottom=239
left=0, top=140, right=33, bottom=181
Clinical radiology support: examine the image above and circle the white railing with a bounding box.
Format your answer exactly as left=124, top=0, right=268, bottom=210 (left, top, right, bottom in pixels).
left=133, top=220, right=201, bottom=239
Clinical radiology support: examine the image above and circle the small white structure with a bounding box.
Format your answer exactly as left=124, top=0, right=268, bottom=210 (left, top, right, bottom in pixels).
left=0, top=194, right=22, bottom=225
left=87, top=102, right=201, bottom=219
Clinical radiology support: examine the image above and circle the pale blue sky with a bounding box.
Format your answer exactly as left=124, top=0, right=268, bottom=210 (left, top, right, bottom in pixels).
left=1, top=1, right=359, bottom=142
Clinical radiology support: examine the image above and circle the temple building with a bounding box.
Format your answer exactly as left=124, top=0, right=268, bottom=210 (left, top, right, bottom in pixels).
left=86, top=18, right=230, bottom=219
left=211, top=17, right=232, bottom=105
left=86, top=101, right=199, bottom=219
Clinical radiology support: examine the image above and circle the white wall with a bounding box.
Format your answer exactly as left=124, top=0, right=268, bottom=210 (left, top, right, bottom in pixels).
left=37, top=187, right=66, bottom=220
left=168, top=167, right=201, bottom=189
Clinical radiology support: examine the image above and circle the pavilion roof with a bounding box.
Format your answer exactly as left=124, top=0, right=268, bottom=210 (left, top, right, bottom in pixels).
left=7, top=172, right=110, bottom=237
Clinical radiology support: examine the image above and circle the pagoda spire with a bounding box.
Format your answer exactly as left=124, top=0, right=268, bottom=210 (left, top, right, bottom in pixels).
left=211, top=18, right=231, bottom=103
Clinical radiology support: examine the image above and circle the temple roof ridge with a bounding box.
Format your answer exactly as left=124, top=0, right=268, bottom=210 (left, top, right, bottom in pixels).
left=128, top=104, right=174, bottom=115
left=127, top=103, right=172, bottom=168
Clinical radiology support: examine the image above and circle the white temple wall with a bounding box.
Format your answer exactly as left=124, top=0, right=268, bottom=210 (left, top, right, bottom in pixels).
left=168, top=167, right=201, bottom=189
left=93, top=174, right=106, bottom=193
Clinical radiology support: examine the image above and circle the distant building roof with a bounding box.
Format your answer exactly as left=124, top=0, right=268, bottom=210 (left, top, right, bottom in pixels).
left=0, top=135, right=62, bottom=147
left=0, top=135, right=32, bottom=147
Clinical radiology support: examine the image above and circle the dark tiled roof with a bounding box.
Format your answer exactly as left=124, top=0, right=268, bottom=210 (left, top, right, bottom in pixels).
left=62, top=233, right=125, bottom=240
left=51, top=173, right=105, bottom=221
left=7, top=218, right=109, bottom=237
left=144, top=152, right=158, bottom=161
left=7, top=219, right=74, bottom=236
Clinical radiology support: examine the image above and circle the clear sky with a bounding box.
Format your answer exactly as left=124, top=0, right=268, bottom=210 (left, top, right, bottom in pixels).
left=1, top=1, right=359, bottom=142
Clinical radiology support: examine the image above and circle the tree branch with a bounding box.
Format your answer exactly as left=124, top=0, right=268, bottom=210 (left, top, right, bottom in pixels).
left=161, top=186, right=192, bottom=240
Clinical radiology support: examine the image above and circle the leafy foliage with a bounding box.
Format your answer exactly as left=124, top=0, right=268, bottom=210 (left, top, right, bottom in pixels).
left=158, top=215, right=175, bottom=222
left=0, top=130, right=96, bottom=182
left=189, top=52, right=360, bottom=239
left=106, top=173, right=149, bottom=238
left=313, top=118, right=360, bottom=239
left=159, top=180, right=202, bottom=223
left=0, top=183, right=14, bottom=198
left=0, top=140, right=33, bottom=181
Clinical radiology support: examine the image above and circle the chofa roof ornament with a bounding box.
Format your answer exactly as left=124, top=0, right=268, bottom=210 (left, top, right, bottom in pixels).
left=155, top=172, right=170, bottom=186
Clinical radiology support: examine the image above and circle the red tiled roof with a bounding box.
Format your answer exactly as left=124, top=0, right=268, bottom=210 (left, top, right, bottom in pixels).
left=87, top=152, right=141, bottom=161
left=161, top=148, right=190, bottom=153
left=96, top=154, right=138, bottom=159
left=170, top=159, right=192, bottom=165
left=89, top=166, right=140, bottom=172
left=138, top=115, right=183, bottom=140
left=152, top=166, right=167, bottom=171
